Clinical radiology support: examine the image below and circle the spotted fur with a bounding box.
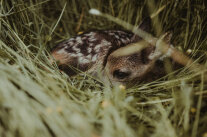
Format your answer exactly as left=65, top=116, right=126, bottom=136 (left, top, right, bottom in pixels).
left=51, top=17, right=173, bottom=85
left=51, top=29, right=142, bottom=75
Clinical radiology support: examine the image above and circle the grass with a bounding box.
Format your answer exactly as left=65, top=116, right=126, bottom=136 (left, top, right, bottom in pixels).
left=0, top=0, right=207, bottom=137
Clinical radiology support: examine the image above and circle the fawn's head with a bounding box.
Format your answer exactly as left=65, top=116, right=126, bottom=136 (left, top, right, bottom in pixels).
left=105, top=41, right=156, bottom=84
left=104, top=18, right=172, bottom=85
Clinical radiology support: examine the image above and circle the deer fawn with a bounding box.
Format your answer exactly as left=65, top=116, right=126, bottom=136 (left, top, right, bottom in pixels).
left=51, top=18, right=177, bottom=85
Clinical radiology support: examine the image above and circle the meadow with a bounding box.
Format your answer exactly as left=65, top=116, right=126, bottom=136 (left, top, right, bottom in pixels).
left=0, top=0, right=207, bottom=137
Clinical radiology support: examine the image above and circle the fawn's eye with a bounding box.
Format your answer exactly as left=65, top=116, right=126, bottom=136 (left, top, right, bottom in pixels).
left=113, top=69, right=131, bottom=79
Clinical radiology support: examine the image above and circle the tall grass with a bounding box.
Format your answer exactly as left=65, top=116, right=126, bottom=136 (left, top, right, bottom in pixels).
left=0, top=0, right=207, bottom=137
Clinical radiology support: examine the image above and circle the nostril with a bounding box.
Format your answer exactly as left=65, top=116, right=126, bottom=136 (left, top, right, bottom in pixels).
left=113, top=69, right=131, bottom=79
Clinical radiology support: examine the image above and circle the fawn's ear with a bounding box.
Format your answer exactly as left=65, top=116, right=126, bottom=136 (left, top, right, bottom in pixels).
left=138, top=17, right=152, bottom=33
left=132, top=17, right=152, bottom=41
left=160, top=31, right=173, bottom=44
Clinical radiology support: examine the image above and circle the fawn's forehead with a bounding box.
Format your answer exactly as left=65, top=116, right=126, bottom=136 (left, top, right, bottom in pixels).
left=108, top=53, right=142, bottom=65
left=109, top=40, right=151, bottom=58
left=107, top=40, right=155, bottom=68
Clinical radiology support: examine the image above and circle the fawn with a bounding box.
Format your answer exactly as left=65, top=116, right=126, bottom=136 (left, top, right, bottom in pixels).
left=51, top=18, right=177, bottom=85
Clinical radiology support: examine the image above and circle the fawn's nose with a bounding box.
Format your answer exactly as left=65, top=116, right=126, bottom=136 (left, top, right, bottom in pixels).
left=113, top=69, right=131, bottom=80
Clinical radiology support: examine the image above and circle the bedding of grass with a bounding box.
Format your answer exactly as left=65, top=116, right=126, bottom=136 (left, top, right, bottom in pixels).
left=0, top=0, right=207, bottom=137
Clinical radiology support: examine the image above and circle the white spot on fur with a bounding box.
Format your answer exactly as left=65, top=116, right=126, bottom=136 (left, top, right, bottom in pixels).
left=76, top=36, right=83, bottom=44
left=115, top=35, right=119, bottom=39
left=85, top=32, right=95, bottom=37
left=94, top=40, right=111, bottom=52
left=84, top=32, right=97, bottom=42
left=56, top=48, right=66, bottom=54
left=72, top=46, right=81, bottom=52
left=101, top=39, right=111, bottom=46
left=68, top=41, right=74, bottom=45
left=70, top=53, right=77, bottom=57
left=86, top=54, right=92, bottom=59
left=94, top=44, right=102, bottom=52
left=76, top=53, right=83, bottom=57
left=87, top=48, right=92, bottom=53
left=82, top=36, right=87, bottom=40
left=89, top=36, right=97, bottom=42
left=92, top=54, right=97, bottom=62
left=109, top=32, right=115, bottom=35
left=89, top=43, right=94, bottom=47
left=121, top=38, right=127, bottom=43
left=78, top=57, right=90, bottom=64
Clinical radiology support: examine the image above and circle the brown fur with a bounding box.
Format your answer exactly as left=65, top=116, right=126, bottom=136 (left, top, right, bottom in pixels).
left=51, top=17, right=181, bottom=86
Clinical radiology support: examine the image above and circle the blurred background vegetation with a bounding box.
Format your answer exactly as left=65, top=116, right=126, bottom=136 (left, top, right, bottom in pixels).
left=0, top=0, right=207, bottom=137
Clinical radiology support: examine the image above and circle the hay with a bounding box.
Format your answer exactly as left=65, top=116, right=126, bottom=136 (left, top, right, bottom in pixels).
left=0, top=0, right=207, bottom=137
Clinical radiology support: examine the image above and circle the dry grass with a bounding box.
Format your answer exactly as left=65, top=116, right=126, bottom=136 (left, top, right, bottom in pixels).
left=0, top=0, right=207, bottom=137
